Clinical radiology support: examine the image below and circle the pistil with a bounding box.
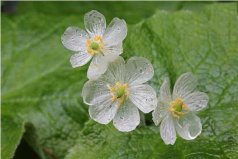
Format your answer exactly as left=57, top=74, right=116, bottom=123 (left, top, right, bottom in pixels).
left=107, top=82, right=129, bottom=108
left=169, top=98, right=189, bottom=118
left=86, top=35, right=104, bottom=56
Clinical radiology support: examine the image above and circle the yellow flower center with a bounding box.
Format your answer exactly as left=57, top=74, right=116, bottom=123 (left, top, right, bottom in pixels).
left=86, top=35, right=104, bottom=56
left=107, top=82, right=129, bottom=108
left=169, top=98, right=189, bottom=118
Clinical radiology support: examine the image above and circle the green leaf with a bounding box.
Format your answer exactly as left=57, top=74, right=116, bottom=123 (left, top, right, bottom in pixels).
left=1, top=2, right=189, bottom=158
left=1, top=115, right=25, bottom=159
left=66, top=3, right=238, bottom=159
left=3, top=1, right=202, bottom=158
left=1, top=12, right=89, bottom=159
left=1, top=2, right=238, bottom=159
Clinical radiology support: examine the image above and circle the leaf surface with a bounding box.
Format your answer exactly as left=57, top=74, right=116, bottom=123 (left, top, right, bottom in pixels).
left=1, top=3, right=238, bottom=159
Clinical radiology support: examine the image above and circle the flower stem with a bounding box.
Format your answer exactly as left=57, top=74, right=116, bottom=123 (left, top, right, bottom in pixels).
left=139, top=111, right=146, bottom=126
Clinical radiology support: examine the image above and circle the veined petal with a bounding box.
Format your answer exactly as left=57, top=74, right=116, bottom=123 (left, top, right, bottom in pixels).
left=175, top=113, right=202, bottom=140
left=173, top=72, right=197, bottom=99
left=102, top=52, right=120, bottom=63
left=152, top=100, right=169, bottom=126
left=160, top=78, right=172, bottom=103
left=113, top=100, right=140, bottom=132
left=103, top=42, right=123, bottom=56
left=87, top=54, right=109, bottom=80
left=84, top=10, right=106, bottom=36
left=89, top=99, right=117, bottom=124
left=70, top=52, right=92, bottom=68
left=102, top=56, right=126, bottom=83
left=82, top=80, right=111, bottom=105
left=129, top=84, right=157, bottom=113
left=160, top=114, right=176, bottom=145
left=184, top=92, right=209, bottom=111
left=103, top=18, right=127, bottom=46
left=125, top=57, right=154, bottom=85
left=61, top=27, right=89, bottom=52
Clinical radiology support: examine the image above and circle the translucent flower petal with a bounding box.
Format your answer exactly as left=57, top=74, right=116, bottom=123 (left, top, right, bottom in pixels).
left=82, top=80, right=111, bottom=105
left=175, top=113, right=202, bottom=140
left=160, top=78, right=172, bottom=103
left=160, top=114, right=176, bottom=145
left=125, top=57, right=154, bottom=85
left=103, top=42, right=123, bottom=56
left=152, top=100, right=169, bottom=126
left=103, top=18, right=127, bottom=46
left=70, top=52, right=92, bottom=68
left=113, top=100, right=140, bottom=132
left=103, top=53, right=120, bottom=63
left=129, top=84, right=157, bottom=113
left=184, top=92, right=209, bottom=111
left=87, top=54, right=108, bottom=80
left=102, top=56, right=126, bottom=83
left=84, top=10, right=106, bottom=36
left=61, top=27, right=89, bottom=52
left=89, top=99, right=117, bottom=124
left=173, top=72, right=197, bottom=99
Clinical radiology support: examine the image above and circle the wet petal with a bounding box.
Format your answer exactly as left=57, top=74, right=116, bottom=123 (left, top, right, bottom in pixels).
left=160, top=114, right=176, bottom=145
left=113, top=100, right=140, bottom=132
left=70, top=52, right=92, bottom=68
left=184, top=92, right=209, bottom=111
left=82, top=80, right=111, bottom=105
left=152, top=100, right=169, bottom=126
left=103, top=42, right=123, bottom=56
left=84, top=10, right=106, bottom=36
left=160, top=78, right=172, bottom=103
left=125, top=57, right=154, bottom=85
left=173, top=72, right=197, bottom=99
left=102, top=56, right=126, bottom=83
left=103, top=18, right=127, bottom=46
left=87, top=54, right=109, bottom=80
left=61, top=27, right=89, bottom=52
left=89, top=99, right=117, bottom=124
left=175, top=113, right=202, bottom=140
left=129, top=84, right=157, bottom=113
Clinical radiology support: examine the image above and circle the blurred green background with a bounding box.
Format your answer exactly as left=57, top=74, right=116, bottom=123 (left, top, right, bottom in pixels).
left=1, top=1, right=213, bottom=23
left=1, top=1, right=238, bottom=159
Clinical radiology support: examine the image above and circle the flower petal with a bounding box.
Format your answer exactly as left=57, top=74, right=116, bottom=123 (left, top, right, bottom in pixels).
left=103, top=42, right=123, bottom=56
left=61, top=27, right=88, bottom=52
left=103, top=18, right=127, bottom=46
left=113, top=100, right=140, bottom=132
left=87, top=54, right=109, bottom=80
left=102, top=56, right=126, bottom=83
left=70, top=52, right=92, bottom=68
left=89, top=99, right=117, bottom=124
left=175, top=113, right=202, bottom=140
left=84, top=10, right=106, bottom=36
left=129, top=84, right=157, bottom=113
left=82, top=80, right=111, bottom=106
left=160, top=78, right=172, bottom=103
left=160, top=114, right=176, bottom=145
left=173, top=72, right=197, bottom=99
left=184, top=92, right=209, bottom=111
left=152, top=100, right=169, bottom=126
left=125, top=57, right=154, bottom=85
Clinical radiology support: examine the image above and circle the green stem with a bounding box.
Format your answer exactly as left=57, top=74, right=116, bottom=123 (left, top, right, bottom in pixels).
left=139, top=111, right=146, bottom=126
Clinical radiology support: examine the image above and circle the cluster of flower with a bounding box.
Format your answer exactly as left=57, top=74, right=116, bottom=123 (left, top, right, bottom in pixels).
left=61, top=10, right=209, bottom=145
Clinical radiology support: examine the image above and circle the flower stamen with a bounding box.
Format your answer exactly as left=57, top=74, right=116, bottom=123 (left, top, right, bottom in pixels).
left=107, top=82, right=129, bottom=108
left=169, top=98, right=189, bottom=118
left=86, top=35, right=104, bottom=56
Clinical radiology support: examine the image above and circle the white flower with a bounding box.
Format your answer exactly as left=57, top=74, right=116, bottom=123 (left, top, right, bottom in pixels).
left=152, top=72, right=209, bottom=145
left=82, top=57, right=157, bottom=132
left=61, top=10, right=127, bottom=80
